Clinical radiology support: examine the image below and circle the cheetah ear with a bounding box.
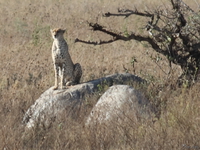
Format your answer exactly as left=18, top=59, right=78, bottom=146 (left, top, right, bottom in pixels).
left=62, top=29, right=66, bottom=33
left=50, top=29, right=53, bottom=33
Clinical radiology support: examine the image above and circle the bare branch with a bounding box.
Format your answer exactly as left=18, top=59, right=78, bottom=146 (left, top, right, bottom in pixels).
left=103, top=8, right=153, bottom=18
left=75, top=22, right=169, bottom=56
left=74, top=38, right=117, bottom=45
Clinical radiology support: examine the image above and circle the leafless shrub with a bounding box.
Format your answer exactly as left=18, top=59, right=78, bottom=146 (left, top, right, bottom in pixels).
left=76, top=0, right=200, bottom=86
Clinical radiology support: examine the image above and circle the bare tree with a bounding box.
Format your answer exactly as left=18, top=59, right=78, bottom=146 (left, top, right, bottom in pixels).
left=75, top=0, right=200, bottom=86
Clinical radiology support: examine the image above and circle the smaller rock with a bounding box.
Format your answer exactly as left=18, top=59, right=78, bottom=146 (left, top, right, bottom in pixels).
left=86, top=85, right=153, bottom=126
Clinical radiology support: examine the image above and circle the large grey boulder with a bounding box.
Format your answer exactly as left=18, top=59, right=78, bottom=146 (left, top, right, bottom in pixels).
left=22, top=73, right=145, bottom=129
left=86, top=85, right=153, bottom=126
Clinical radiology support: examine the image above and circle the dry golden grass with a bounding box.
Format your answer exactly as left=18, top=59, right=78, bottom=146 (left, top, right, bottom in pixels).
left=0, top=0, right=200, bottom=149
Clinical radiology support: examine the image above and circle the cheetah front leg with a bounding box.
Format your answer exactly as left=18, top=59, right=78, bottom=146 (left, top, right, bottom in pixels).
left=53, top=64, right=59, bottom=90
left=60, top=65, right=65, bottom=89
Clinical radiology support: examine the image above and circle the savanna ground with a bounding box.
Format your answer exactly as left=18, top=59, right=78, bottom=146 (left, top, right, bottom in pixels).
left=0, top=0, right=200, bottom=149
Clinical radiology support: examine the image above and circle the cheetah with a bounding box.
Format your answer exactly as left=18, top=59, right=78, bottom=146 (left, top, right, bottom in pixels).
left=50, top=28, right=82, bottom=90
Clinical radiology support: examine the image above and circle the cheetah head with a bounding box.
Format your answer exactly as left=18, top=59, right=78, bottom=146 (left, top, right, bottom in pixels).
left=50, top=28, right=66, bottom=40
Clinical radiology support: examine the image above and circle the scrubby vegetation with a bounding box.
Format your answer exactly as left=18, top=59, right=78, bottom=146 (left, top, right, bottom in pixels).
left=76, top=0, right=200, bottom=86
left=0, top=0, right=200, bottom=149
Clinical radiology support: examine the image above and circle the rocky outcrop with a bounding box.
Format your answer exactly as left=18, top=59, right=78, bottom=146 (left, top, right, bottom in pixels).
left=86, top=85, right=153, bottom=126
left=23, top=73, right=146, bottom=129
